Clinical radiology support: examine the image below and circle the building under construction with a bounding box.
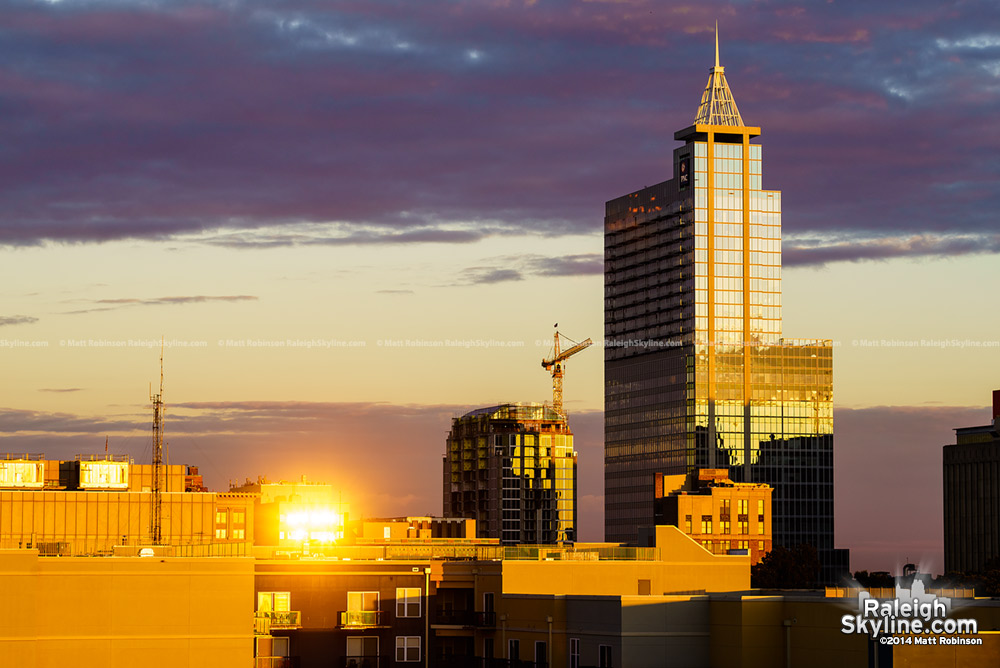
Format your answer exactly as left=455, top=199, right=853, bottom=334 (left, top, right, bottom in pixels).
left=442, top=403, right=577, bottom=544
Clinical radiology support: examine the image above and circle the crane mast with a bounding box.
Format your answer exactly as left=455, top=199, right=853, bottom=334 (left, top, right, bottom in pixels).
left=541, top=329, right=592, bottom=415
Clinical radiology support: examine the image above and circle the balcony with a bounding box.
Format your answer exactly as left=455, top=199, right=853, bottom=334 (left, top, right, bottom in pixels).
left=338, top=610, right=385, bottom=628
left=434, top=658, right=544, bottom=668
left=432, top=610, right=497, bottom=628
left=254, top=659, right=300, bottom=668
left=341, top=656, right=385, bottom=668
left=254, top=610, right=302, bottom=634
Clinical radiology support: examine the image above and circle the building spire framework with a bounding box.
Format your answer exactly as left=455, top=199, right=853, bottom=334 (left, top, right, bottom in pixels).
left=694, top=22, right=745, bottom=127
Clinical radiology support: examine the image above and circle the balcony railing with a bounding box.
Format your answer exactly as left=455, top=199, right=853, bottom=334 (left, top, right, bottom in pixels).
left=432, top=610, right=497, bottom=627
left=433, top=658, right=545, bottom=668
left=254, top=543, right=662, bottom=562
left=263, top=610, right=301, bottom=628
left=338, top=610, right=384, bottom=627
left=341, top=656, right=385, bottom=668
left=254, top=610, right=301, bottom=634
left=254, top=658, right=300, bottom=668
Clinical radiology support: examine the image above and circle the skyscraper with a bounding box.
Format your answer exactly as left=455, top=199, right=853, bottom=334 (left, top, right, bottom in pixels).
left=943, top=390, right=1000, bottom=573
left=604, top=34, right=847, bottom=582
left=443, top=403, right=577, bottom=544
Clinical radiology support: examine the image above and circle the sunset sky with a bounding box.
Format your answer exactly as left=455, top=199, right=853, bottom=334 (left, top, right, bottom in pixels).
left=1, top=0, right=999, bottom=572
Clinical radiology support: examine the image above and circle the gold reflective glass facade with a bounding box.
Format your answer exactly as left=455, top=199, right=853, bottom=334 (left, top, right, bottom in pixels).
left=605, top=124, right=845, bottom=582
left=0, top=456, right=45, bottom=489
left=78, top=459, right=130, bottom=490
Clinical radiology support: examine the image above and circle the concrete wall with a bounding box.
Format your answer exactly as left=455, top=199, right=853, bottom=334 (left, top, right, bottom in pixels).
left=895, top=631, right=1000, bottom=667
left=709, top=595, right=869, bottom=668
left=621, top=595, right=710, bottom=668
left=0, top=549, right=253, bottom=667
left=128, top=464, right=186, bottom=493
left=501, top=527, right=749, bottom=596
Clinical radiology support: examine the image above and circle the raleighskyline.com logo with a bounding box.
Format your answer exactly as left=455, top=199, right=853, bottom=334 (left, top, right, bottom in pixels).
left=841, top=584, right=981, bottom=645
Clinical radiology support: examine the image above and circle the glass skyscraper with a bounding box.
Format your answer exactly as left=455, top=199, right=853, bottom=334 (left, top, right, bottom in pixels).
left=604, top=39, right=847, bottom=582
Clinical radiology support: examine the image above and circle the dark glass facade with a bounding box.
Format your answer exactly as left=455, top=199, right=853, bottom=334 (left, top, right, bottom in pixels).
left=943, top=396, right=1000, bottom=574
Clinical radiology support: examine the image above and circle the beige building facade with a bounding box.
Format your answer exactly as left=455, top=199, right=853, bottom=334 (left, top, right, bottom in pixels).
left=654, top=468, right=772, bottom=564
left=0, top=549, right=254, bottom=667
left=0, top=455, right=254, bottom=555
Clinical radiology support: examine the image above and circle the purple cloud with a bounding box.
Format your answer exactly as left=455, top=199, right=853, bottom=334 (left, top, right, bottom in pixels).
left=0, top=315, right=38, bottom=327
left=0, top=407, right=138, bottom=434
left=0, top=0, right=995, bottom=259
left=62, top=294, right=258, bottom=315
left=200, top=225, right=493, bottom=249
left=784, top=233, right=1000, bottom=267
left=460, top=267, right=524, bottom=285
left=455, top=253, right=601, bottom=285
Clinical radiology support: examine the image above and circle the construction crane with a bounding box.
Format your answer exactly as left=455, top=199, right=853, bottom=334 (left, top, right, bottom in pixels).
left=541, top=328, right=592, bottom=416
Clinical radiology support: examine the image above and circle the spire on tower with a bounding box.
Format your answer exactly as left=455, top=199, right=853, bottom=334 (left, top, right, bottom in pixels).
left=694, top=23, right=745, bottom=126
left=715, top=21, right=720, bottom=69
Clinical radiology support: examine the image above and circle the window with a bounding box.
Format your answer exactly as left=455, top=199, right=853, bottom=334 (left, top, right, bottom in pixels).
left=737, top=499, right=748, bottom=515
left=700, top=515, right=712, bottom=534
left=570, top=638, right=580, bottom=668
left=215, top=528, right=227, bottom=539
left=684, top=514, right=692, bottom=533
left=233, top=510, right=245, bottom=524
left=232, top=528, right=245, bottom=540
left=638, top=579, right=651, bottom=595
left=346, top=637, right=378, bottom=665
left=345, top=591, right=379, bottom=626
left=720, top=498, right=730, bottom=516
left=599, top=644, right=613, bottom=668
left=535, top=641, right=547, bottom=666
left=257, top=592, right=290, bottom=613
left=483, top=591, right=495, bottom=613
left=738, top=520, right=749, bottom=535
left=508, top=639, right=520, bottom=660
left=215, top=510, right=228, bottom=524
left=485, top=638, right=494, bottom=660
left=256, top=635, right=289, bottom=659
left=396, top=588, right=421, bottom=618
left=348, top=592, right=379, bottom=612
left=395, top=636, right=420, bottom=662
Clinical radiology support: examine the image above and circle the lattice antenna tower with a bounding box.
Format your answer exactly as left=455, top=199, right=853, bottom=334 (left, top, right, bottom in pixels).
left=149, top=337, right=164, bottom=545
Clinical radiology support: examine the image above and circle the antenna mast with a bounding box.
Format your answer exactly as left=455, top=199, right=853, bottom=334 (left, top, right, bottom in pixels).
left=149, top=337, right=164, bottom=545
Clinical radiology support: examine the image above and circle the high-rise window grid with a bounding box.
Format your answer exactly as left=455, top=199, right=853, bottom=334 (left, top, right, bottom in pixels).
left=605, top=94, right=844, bottom=579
